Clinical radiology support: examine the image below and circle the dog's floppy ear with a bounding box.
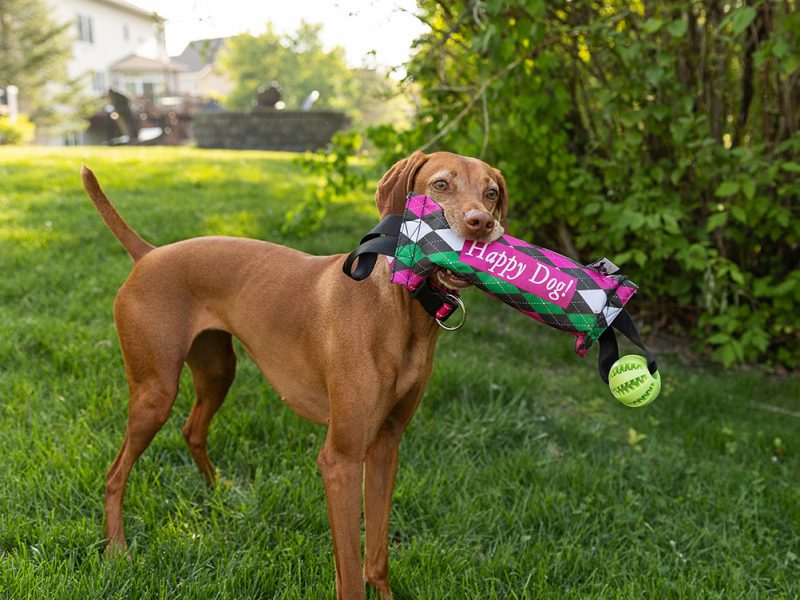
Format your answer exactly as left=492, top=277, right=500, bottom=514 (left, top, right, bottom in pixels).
left=375, top=150, right=429, bottom=218
left=493, top=168, right=509, bottom=229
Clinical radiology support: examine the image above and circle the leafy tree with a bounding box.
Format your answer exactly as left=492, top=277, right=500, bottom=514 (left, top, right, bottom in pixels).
left=0, top=0, right=87, bottom=135
left=342, top=67, right=414, bottom=130
left=220, top=21, right=412, bottom=128
left=368, top=0, right=800, bottom=369
left=222, top=22, right=351, bottom=110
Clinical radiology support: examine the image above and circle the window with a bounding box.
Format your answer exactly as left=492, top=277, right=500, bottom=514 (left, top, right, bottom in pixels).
left=123, top=23, right=130, bottom=41
left=77, top=14, right=94, bottom=44
left=92, top=71, right=106, bottom=93
left=142, top=82, right=155, bottom=100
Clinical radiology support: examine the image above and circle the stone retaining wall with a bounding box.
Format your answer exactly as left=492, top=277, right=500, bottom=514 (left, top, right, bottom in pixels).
left=192, top=111, right=348, bottom=152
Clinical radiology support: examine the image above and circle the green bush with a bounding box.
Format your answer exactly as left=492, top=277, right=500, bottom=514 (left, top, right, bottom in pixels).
left=0, top=114, right=35, bottom=144
left=284, top=130, right=366, bottom=237
left=363, top=0, right=800, bottom=370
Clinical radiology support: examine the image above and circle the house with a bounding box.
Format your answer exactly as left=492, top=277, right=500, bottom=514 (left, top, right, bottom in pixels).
left=47, top=2, right=236, bottom=110
left=170, top=38, right=233, bottom=102
left=50, top=0, right=174, bottom=100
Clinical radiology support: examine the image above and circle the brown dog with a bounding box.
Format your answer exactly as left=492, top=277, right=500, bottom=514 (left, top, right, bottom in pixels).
left=82, top=150, right=508, bottom=600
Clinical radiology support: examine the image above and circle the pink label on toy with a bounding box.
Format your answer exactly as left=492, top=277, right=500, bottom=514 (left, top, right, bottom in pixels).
left=460, top=240, right=578, bottom=309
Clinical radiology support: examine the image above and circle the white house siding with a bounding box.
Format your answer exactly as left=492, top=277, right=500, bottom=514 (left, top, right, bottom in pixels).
left=50, top=0, right=168, bottom=96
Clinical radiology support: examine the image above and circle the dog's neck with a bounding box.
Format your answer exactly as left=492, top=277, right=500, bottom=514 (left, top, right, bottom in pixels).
left=342, top=216, right=463, bottom=327
left=373, top=259, right=444, bottom=336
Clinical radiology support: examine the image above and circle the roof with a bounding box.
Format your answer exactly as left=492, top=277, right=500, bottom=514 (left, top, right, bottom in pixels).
left=91, top=0, right=162, bottom=21
left=110, top=53, right=183, bottom=72
left=171, top=38, right=227, bottom=72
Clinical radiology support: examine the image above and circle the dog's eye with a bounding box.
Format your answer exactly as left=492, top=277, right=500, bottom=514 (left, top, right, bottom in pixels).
left=433, top=180, right=448, bottom=191
left=486, top=188, right=499, bottom=200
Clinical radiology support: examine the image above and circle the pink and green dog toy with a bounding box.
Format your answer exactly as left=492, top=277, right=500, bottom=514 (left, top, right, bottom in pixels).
left=344, top=194, right=661, bottom=407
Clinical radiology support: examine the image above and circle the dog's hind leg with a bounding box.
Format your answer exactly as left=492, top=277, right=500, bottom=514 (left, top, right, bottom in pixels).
left=183, top=329, right=236, bottom=485
left=104, top=376, right=181, bottom=555
left=104, top=297, right=187, bottom=556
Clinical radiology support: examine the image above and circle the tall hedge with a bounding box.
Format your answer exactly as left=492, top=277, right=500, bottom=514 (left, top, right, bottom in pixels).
left=369, top=0, right=800, bottom=369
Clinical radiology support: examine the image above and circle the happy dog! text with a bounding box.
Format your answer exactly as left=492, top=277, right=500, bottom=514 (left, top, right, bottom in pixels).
left=460, top=239, right=577, bottom=309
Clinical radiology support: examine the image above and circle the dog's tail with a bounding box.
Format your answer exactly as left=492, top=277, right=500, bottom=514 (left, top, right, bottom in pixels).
left=81, top=166, right=155, bottom=262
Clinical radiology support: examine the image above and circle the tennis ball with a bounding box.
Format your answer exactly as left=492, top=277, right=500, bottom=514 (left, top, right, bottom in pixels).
left=608, top=354, right=661, bottom=407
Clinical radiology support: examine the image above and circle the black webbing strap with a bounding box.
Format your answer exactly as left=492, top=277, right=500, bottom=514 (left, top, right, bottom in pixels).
left=342, top=214, right=402, bottom=281
left=410, top=277, right=462, bottom=318
left=342, top=214, right=461, bottom=323
left=598, top=310, right=658, bottom=383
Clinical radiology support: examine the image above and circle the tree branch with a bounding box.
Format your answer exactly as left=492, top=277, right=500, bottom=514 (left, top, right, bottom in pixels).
left=418, top=57, right=522, bottom=152
left=479, top=91, right=489, bottom=159
left=416, top=10, right=631, bottom=152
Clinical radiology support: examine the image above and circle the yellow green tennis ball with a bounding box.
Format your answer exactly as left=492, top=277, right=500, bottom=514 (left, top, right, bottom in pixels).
left=608, top=354, right=661, bottom=407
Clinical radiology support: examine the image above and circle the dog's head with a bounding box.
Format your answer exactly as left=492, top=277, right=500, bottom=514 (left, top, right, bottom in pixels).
left=376, top=150, right=509, bottom=291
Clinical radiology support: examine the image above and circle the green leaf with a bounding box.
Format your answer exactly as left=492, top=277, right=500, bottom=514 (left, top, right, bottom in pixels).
left=771, top=39, right=790, bottom=59
left=780, top=54, right=800, bottom=75
left=781, top=162, right=800, bottom=173
left=619, top=111, right=640, bottom=127
left=645, top=65, right=664, bottom=86
left=643, top=18, right=664, bottom=34
left=753, top=46, right=770, bottom=68
left=715, top=343, right=738, bottom=367
left=773, top=278, right=798, bottom=296
left=730, top=206, right=748, bottom=224
left=714, top=181, right=740, bottom=197
left=742, top=329, right=770, bottom=353
left=708, top=333, right=731, bottom=345
left=619, top=211, right=646, bottom=229
left=731, top=6, right=757, bottom=36
left=706, top=212, right=728, bottom=231
left=624, top=129, right=643, bottom=146
left=525, top=0, right=547, bottom=19
left=666, top=20, right=688, bottom=38
left=742, top=180, right=756, bottom=200
left=728, top=266, right=745, bottom=286
left=584, top=202, right=601, bottom=215
left=662, top=213, right=681, bottom=234
left=753, top=276, right=774, bottom=297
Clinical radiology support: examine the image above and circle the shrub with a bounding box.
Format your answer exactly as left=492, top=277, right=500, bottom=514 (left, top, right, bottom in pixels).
left=362, top=0, right=800, bottom=370
left=284, top=130, right=367, bottom=237
left=0, top=114, right=36, bottom=145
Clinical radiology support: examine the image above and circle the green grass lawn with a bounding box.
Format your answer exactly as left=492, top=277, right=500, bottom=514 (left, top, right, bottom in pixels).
left=0, top=146, right=798, bottom=599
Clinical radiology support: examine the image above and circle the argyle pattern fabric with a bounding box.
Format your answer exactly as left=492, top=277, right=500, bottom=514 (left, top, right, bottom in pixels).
left=390, top=194, right=639, bottom=353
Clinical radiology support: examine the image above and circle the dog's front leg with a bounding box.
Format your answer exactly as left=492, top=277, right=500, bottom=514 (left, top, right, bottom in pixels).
left=363, top=428, right=401, bottom=599
left=317, top=431, right=366, bottom=600
left=363, top=390, right=425, bottom=600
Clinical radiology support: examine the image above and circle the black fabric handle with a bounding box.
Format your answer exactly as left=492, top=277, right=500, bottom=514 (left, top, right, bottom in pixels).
left=598, top=310, right=658, bottom=384
left=366, top=213, right=404, bottom=238
left=342, top=235, right=399, bottom=280
left=342, top=214, right=461, bottom=322
left=342, top=214, right=403, bottom=281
